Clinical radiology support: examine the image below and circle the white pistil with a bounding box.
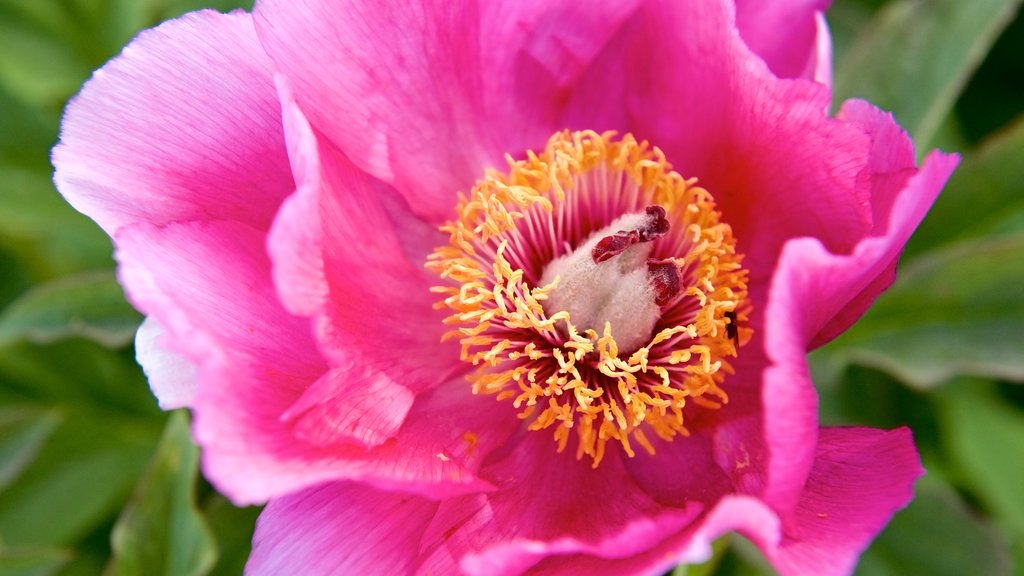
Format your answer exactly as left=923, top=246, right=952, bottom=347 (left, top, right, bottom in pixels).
left=540, top=210, right=669, bottom=351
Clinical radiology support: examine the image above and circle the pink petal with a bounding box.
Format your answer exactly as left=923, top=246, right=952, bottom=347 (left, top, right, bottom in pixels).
left=622, top=427, right=733, bottom=508
left=762, top=427, right=924, bottom=576
left=280, top=364, right=414, bottom=449
left=753, top=106, right=954, bottom=514
left=516, top=426, right=920, bottom=576
left=734, top=0, right=833, bottom=82
left=203, top=377, right=515, bottom=505
left=313, top=117, right=465, bottom=395
left=53, top=10, right=290, bottom=236
left=248, top=482, right=439, bottom=575
left=771, top=159, right=959, bottom=348
left=566, top=0, right=873, bottom=276
left=266, top=75, right=327, bottom=317
left=134, top=317, right=198, bottom=410
left=253, top=0, right=642, bottom=223
left=427, top=433, right=701, bottom=575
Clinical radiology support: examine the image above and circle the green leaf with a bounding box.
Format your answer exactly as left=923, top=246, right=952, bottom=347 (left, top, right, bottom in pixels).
left=0, top=271, right=141, bottom=349
left=201, top=496, right=260, bottom=576
left=821, top=233, right=1024, bottom=388
left=0, top=406, right=60, bottom=491
left=0, top=162, right=115, bottom=279
left=938, top=380, right=1024, bottom=534
left=906, top=115, right=1024, bottom=258
left=0, top=548, right=70, bottom=576
left=0, top=7, right=93, bottom=110
left=106, top=412, right=216, bottom=576
left=834, top=0, right=1021, bottom=147
left=855, top=475, right=1011, bottom=576
left=0, top=340, right=162, bottom=548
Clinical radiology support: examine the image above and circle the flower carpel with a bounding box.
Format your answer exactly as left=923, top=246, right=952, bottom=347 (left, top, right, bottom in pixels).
left=428, top=131, right=750, bottom=466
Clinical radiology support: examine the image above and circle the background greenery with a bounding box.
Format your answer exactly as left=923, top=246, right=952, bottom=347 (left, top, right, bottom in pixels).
left=0, top=0, right=1020, bottom=574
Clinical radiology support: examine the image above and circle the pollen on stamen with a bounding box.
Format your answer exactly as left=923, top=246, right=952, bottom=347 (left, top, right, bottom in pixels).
left=426, top=130, right=751, bottom=466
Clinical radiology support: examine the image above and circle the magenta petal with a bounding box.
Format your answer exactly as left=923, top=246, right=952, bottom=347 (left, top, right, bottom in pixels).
left=53, top=10, right=290, bottom=236
left=280, top=364, right=414, bottom=449
left=764, top=427, right=924, bottom=576
left=266, top=76, right=328, bottom=317
left=734, top=0, right=832, bottom=81
left=423, top=434, right=701, bottom=575
left=134, top=317, right=198, bottom=409
left=268, top=74, right=460, bottom=396
left=575, top=0, right=873, bottom=270
left=254, top=0, right=641, bottom=222
left=248, top=482, right=438, bottom=575
left=772, top=160, right=959, bottom=348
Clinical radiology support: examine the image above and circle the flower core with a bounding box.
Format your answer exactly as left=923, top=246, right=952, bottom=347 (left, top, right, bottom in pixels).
left=428, top=131, right=750, bottom=465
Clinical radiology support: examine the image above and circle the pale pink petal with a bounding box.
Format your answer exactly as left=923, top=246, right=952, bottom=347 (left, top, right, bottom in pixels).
left=254, top=0, right=642, bottom=223
left=566, top=0, right=872, bottom=275
left=421, top=434, right=701, bottom=575
left=761, top=427, right=924, bottom=576
left=280, top=364, right=414, bottom=449
left=247, top=482, right=438, bottom=575
left=734, top=0, right=832, bottom=81
left=53, top=10, right=290, bottom=236
left=134, top=317, right=198, bottom=410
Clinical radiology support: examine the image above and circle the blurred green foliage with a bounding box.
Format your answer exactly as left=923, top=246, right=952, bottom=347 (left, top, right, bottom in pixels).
left=0, top=0, right=1021, bottom=575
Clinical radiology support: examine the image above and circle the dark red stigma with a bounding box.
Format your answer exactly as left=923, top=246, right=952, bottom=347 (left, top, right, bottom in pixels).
left=591, top=205, right=670, bottom=263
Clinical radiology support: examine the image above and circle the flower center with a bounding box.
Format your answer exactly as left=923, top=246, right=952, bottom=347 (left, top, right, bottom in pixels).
left=428, top=131, right=750, bottom=466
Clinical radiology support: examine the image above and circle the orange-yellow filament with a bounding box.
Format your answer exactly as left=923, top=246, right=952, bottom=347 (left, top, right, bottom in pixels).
left=427, top=130, right=750, bottom=466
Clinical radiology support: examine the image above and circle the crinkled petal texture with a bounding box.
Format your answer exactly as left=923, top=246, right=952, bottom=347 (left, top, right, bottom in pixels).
left=53, top=0, right=957, bottom=574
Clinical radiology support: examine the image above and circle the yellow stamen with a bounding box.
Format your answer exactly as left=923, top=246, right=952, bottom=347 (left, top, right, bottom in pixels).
left=427, top=130, right=750, bottom=466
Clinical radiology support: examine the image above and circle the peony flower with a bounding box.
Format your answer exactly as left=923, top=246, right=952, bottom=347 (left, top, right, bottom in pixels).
left=53, top=0, right=958, bottom=574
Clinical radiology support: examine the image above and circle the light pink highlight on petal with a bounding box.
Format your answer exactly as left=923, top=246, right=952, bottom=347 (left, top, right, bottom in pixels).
left=280, top=363, right=414, bottom=449
left=248, top=482, right=438, bottom=575
left=53, top=10, right=291, bottom=236
left=811, top=12, right=833, bottom=85
left=134, top=317, right=198, bottom=410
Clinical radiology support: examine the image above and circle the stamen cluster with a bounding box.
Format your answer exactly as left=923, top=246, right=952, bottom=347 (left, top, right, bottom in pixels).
left=428, top=130, right=749, bottom=465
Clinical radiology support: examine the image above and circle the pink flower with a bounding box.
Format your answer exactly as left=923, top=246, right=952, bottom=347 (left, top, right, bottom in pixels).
left=53, top=1, right=958, bottom=574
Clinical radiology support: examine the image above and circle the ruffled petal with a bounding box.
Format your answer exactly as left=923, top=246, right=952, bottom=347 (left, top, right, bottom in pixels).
left=253, top=0, right=642, bottom=223
left=53, top=10, right=290, bottom=236
left=134, top=317, right=198, bottom=410
left=734, top=0, right=833, bottom=82
left=807, top=102, right=960, bottom=347
left=759, top=427, right=923, bottom=576
left=565, top=0, right=872, bottom=274
left=248, top=482, right=439, bottom=575
left=421, top=434, right=701, bottom=575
